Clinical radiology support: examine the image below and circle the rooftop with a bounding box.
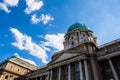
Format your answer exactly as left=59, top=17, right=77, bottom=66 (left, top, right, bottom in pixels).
left=67, top=23, right=88, bottom=32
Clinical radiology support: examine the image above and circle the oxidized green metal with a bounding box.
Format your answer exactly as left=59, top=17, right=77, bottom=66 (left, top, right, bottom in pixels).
left=67, top=23, right=88, bottom=32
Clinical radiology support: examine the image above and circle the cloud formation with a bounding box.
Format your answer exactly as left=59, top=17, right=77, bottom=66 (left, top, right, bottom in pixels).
left=0, top=2, right=10, bottom=13
left=10, top=27, right=48, bottom=64
left=40, top=33, right=65, bottom=51
left=0, top=0, right=19, bottom=13
left=30, top=14, right=40, bottom=24
left=4, top=0, right=19, bottom=7
left=25, top=0, right=43, bottom=14
left=14, top=53, right=37, bottom=66
left=10, top=28, right=64, bottom=64
left=31, top=14, right=54, bottom=24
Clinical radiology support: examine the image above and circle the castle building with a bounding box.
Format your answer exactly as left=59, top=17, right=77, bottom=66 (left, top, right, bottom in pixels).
left=26, top=23, right=120, bottom=80
left=1, top=23, right=120, bottom=80
left=0, top=56, right=37, bottom=80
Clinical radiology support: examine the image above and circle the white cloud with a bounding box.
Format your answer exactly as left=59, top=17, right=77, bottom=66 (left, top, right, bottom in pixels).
left=0, top=2, right=11, bottom=13
left=14, top=53, right=37, bottom=66
left=40, top=33, right=65, bottom=51
left=31, top=14, right=40, bottom=24
left=40, top=14, right=54, bottom=24
left=25, top=0, right=43, bottom=14
left=10, top=27, right=48, bottom=64
left=4, top=0, right=19, bottom=7
left=0, top=0, right=19, bottom=13
left=31, top=14, right=54, bottom=24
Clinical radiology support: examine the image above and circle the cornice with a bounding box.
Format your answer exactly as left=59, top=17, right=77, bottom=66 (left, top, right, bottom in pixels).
left=48, top=53, right=86, bottom=69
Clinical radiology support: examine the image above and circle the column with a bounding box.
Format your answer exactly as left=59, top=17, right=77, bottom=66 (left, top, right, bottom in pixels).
left=108, top=59, right=119, bottom=80
left=90, top=58, right=102, bottom=80
left=40, top=76, right=42, bottom=80
left=58, top=67, right=61, bottom=80
left=50, top=69, right=53, bottom=80
left=8, top=74, right=10, bottom=80
left=68, top=64, right=71, bottom=80
left=84, top=59, right=90, bottom=80
left=79, top=61, right=84, bottom=80
left=0, top=74, right=3, bottom=80
left=47, top=71, right=50, bottom=80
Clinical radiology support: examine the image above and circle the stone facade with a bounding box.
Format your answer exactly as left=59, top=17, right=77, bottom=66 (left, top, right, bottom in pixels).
left=0, top=56, right=37, bottom=80
left=0, top=23, right=120, bottom=80
left=26, top=23, right=120, bottom=80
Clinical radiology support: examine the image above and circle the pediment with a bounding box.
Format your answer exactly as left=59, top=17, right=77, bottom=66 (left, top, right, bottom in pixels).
left=53, top=52, right=78, bottom=63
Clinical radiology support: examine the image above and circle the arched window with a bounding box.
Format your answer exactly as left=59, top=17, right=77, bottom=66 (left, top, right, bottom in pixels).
left=4, top=75, right=8, bottom=80
left=14, top=78, right=17, bottom=80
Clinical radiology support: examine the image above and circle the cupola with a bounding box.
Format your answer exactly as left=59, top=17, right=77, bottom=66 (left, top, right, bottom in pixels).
left=63, top=23, right=97, bottom=51
left=67, top=23, right=89, bottom=33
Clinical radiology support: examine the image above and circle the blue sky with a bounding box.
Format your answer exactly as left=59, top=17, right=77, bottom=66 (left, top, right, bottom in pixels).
left=0, top=0, right=120, bottom=66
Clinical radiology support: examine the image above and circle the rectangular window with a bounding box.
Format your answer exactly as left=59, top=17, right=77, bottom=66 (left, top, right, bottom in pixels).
left=76, top=77, right=80, bottom=80
left=83, top=34, right=85, bottom=37
left=117, top=63, right=120, bottom=70
left=65, top=67, right=68, bottom=74
left=24, top=70, right=27, bottom=74
left=75, top=65, right=80, bottom=72
left=9, top=66, right=13, bottom=70
left=105, top=67, right=111, bottom=73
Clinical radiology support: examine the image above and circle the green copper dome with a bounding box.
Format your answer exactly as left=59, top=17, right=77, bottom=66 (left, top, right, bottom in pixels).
left=67, top=23, right=88, bottom=32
